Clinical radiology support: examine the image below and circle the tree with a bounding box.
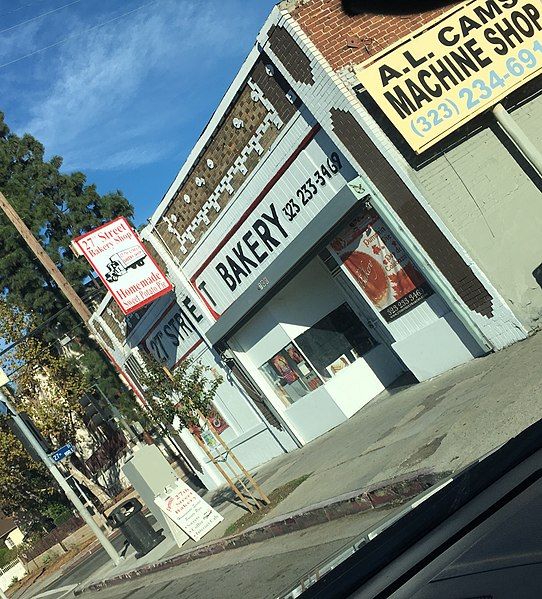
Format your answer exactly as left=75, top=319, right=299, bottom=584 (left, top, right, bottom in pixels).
left=138, top=355, right=222, bottom=430
left=139, top=355, right=270, bottom=512
left=0, top=417, right=68, bottom=534
left=0, top=300, right=112, bottom=505
left=0, top=112, right=132, bottom=324
left=0, top=111, right=136, bottom=413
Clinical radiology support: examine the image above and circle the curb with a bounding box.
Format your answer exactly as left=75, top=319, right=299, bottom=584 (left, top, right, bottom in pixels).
left=74, top=470, right=443, bottom=596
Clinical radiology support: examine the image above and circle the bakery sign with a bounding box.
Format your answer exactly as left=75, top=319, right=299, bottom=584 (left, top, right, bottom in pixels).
left=74, top=217, right=173, bottom=314
left=142, top=296, right=205, bottom=369
left=356, top=0, right=542, bottom=152
left=190, top=128, right=357, bottom=317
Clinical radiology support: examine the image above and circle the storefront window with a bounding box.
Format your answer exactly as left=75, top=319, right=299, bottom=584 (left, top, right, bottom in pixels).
left=294, top=303, right=377, bottom=381
left=259, top=343, right=323, bottom=406
left=329, top=209, right=432, bottom=322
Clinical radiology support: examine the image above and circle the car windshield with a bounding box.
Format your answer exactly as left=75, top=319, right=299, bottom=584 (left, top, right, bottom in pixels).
left=0, top=1, right=541, bottom=598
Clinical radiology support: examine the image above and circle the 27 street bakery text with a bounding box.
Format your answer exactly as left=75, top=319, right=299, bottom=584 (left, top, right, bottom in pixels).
left=74, top=217, right=173, bottom=314
left=191, top=133, right=355, bottom=317
left=356, top=0, right=542, bottom=152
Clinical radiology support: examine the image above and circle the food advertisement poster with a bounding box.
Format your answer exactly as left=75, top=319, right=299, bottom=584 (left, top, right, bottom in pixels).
left=329, top=210, right=432, bottom=322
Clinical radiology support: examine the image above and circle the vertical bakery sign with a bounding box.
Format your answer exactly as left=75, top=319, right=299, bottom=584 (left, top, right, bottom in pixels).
left=329, top=210, right=432, bottom=322
left=74, top=217, right=173, bottom=315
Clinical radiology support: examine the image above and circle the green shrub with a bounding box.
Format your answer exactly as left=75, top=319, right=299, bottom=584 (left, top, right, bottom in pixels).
left=0, top=546, right=18, bottom=568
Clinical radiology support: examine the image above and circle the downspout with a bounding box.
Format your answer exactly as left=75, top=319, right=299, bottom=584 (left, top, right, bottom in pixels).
left=355, top=184, right=494, bottom=352
left=493, top=103, right=542, bottom=177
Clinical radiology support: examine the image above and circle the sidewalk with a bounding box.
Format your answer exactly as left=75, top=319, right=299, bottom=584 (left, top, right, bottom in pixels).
left=33, top=331, right=542, bottom=596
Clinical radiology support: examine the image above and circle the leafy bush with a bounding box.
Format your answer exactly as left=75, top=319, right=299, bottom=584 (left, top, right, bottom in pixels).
left=43, top=503, right=73, bottom=526
left=0, top=546, right=18, bottom=568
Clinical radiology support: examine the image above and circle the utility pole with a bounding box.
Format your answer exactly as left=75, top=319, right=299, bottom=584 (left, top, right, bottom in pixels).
left=0, top=191, right=91, bottom=323
left=0, top=191, right=124, bottom=564
left=0, top=385, right=121, bottom=565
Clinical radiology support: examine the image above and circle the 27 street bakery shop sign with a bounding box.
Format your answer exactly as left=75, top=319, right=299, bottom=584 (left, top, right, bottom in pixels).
left=190, top=129, right=356, bottom=317
left=356, top=0, right=542, bottom=152
left=74, top=217, right=172, bottom=314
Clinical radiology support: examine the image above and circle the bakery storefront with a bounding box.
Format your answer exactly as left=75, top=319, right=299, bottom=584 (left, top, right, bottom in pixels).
left=185, top=125, right=483, bottom=444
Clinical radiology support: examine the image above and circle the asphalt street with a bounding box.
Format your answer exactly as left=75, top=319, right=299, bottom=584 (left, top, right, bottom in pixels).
left=28, top=508, right=397, bottom=599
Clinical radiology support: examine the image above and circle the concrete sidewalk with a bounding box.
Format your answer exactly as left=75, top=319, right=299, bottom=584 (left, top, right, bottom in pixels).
left=248, top=331, right=542, bottom=518
left=29, top=331, right=542, bottom=597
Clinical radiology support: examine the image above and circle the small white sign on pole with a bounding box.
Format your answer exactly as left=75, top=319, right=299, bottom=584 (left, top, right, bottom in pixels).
left=154, top=480, right=223, bottom=541
left=0, top=368, right=9, bottom=388
left=73, top=216, right=173, bottom=315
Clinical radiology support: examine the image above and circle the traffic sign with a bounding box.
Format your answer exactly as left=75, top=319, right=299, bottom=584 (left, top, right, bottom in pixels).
left=51, top=443, right=75, bottom=463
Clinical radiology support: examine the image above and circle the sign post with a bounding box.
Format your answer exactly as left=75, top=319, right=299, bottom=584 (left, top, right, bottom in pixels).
left=0, top=373, right=121, bottom=566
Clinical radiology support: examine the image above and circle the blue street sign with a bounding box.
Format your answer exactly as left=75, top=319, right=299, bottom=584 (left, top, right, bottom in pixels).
left=51, top=443, right=75, bottom=463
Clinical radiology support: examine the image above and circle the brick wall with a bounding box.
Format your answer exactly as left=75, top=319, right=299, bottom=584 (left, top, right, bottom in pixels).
left=154, top=55, right=300, bottom=263
left=284, top=0, right=460, bottom=70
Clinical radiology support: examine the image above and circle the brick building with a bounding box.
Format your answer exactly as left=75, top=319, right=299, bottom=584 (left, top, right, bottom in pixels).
left=89, top=0, right=541, bottom=488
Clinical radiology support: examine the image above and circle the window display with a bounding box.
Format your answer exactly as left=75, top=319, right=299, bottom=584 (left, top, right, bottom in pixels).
left=259, top=343, right=322, bottom=405
left=295, top=303, right=377, bottom=381
left=329, top=209, right=432, bottom=322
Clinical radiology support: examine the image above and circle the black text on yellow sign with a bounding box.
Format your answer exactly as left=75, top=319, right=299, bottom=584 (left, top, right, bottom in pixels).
left=356, top=0, right=542, bottom=153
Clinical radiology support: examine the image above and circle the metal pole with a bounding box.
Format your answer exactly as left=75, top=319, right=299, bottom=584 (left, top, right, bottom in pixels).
left=66, top=474, right=93, bottom=508
left=493, top=103, right=542, bottom=177
left=0, top=388, right=122, bottom=566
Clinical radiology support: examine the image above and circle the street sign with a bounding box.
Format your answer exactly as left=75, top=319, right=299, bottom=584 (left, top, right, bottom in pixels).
left=51, top=443, right=75, bottom=463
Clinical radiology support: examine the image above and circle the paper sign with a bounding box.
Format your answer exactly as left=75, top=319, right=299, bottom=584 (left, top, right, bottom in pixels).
left=155, top=480, right=223, bottom=541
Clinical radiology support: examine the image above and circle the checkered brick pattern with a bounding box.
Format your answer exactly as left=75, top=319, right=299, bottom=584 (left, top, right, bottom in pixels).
left=155, top=56, right=299, bottom=261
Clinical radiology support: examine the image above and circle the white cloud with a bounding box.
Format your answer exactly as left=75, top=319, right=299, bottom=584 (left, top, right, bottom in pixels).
left=17, top=0, right=257, bottom=171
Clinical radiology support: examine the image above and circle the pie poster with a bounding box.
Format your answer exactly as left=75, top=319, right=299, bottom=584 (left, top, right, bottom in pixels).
left=329, top=210, right=432, bottom=322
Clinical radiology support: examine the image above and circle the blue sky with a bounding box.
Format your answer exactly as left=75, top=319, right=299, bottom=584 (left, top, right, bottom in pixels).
left=0, top=0, right=277, bottom=225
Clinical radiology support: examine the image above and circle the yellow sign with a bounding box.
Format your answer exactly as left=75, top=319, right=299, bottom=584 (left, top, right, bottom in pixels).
left=356, top=0, right=542, bottom=153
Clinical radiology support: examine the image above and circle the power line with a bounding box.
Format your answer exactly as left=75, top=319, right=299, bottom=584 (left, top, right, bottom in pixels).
left=0, top=0, right=50, bottom=20
left=0, top=0, right=84, bottom=36
left=0, top=0, right=160, bottom=71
